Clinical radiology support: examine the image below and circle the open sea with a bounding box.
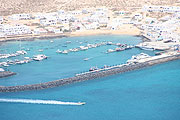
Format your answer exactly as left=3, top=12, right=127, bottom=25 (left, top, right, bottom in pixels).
left=0, top=35, right=180, bottom=120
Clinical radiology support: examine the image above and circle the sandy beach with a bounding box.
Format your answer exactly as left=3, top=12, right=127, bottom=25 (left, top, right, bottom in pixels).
left=70, top=25, right=141, bottom=37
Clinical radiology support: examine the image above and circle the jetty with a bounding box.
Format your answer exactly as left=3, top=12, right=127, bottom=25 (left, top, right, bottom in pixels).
left=0, top=51, right=180, bottom=92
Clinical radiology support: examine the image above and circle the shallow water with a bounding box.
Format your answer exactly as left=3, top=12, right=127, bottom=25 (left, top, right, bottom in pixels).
left=1, top=35, right=179, bottom=120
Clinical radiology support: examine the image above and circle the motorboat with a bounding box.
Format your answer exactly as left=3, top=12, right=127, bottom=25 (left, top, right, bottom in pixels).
left=33, top=54, right=48, bottom=61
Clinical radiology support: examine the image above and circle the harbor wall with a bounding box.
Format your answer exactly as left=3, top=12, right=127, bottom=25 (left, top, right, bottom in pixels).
left=0, top=54, right=180, bottom=92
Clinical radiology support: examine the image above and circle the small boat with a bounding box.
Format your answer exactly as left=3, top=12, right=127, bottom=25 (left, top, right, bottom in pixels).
left=16, top=50, right=27, bottom=55
left=24, top=57, right=30, bottom=59
left=125, top=45, right=133, bottom=50
left=139, top=46, right=155, bottom=51
left=62, top=45, right=67, bottom=47
left=66, top=41, right=71, bottom=44
left=89, top=66, right=98, bottom=71
left=77, top=102, right=86, bottom=105
left=56, top=49, right=62, bottom=53
left=0, top=62, right=9, bottom=67
left=16, top=60, right=28, bottom=65
left=107, top=49, right=115, bottom=53
left=7, top=60, right=15, bottom=65
left=107, top=42, right=113, bottom=45
left=26, top=48, right=30, bottom=51
left=79, top=46, right=88, bottom=50
left=50, top=40, right=54, bottom=43
left=62, top=50, right=68, bottom=54
left=38, top=49, right=43, bottom=52
left=84, top=58, right=89, bottom=61
left=115, top=47, right=125, bottom=52
left=33, top=54, right=48, bottom=61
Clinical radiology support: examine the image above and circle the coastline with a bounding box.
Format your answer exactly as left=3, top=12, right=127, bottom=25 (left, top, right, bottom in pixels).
left=0, top=25, right=141, bottom=43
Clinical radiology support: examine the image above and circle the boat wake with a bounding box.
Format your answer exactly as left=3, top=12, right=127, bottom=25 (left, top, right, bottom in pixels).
left=0, top=98, right=85, bottom=106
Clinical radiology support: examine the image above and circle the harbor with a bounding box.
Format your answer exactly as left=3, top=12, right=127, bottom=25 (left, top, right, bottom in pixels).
left=0, top=51, right=180, bottom=92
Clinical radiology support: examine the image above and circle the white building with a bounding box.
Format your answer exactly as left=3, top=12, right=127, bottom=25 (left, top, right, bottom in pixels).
left=133, top=13, right=143, bottom=20
left=58, top=10, right=65, bottom=15
left=0, top=24, right=31, bottom=36
left=70, top=10, right=82, bottom=15
left=40, top=18, right=57, bottom=26
left=0, top=17, right=3, bottom=24
left=143, top=6, right=180, bottom=13
left=0, top=32, right=5, bottom=38
left=9, top=14, right=31, bottom=20
left=84, top=22, right=99, bottom=30
left=33, top=28, right=47, bottom=35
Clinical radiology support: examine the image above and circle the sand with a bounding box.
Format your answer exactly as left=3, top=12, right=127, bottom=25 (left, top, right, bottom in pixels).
left=70, top=25, right=141, bottom=37
left=0, top=24, right=140, bottom=43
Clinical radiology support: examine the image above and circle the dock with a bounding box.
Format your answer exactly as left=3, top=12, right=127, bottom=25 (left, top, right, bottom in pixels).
left=0, top=51, right=180, bottom=92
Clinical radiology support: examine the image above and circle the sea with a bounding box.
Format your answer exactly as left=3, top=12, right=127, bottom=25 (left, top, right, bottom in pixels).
left=0, top=35, right=180, bottom=120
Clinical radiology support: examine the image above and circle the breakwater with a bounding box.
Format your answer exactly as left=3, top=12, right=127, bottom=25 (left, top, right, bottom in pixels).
left=0, top=71, right=16, bottom=78
left=0, top=53, right=180, bottom=92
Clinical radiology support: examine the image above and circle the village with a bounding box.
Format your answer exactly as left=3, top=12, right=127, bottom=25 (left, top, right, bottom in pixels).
left=0, top=5, right=179, bottom=44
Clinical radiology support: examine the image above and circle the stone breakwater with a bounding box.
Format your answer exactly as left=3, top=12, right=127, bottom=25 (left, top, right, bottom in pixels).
left=0, top=54, right=180, bottom=92
left=0, top=71, right=16, bottom=78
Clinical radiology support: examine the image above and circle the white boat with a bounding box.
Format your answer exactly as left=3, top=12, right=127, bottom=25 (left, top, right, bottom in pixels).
left=84, top=58, right=89, bottom=61
left=0, top=68, right=5, bottom=72
left=79, top=46, right=88, bottom=50
left=140, top=46, right=155, bottom=51
left=107, top=42, right=113, bottom=45
left=84, top=57, right=92, bottom=61
left=16, top=60, right=27, bottom=65
left=62, top=50, right=68, bottom=54
left=38, top=49, right=43, bottom=52
left=0, top=62, right=9, bottom=67
left=16, top=50, right=27, bottom=55
left=50, top=40, right=54, bottom=43
left=115, top=47, right=125, bottom=51
left=24, top=57, right=30, bottom=59
left=66, top=41, right=71, bottom=44
left=107, top=49, right=115, bottom=53
left=33, top=55, right=48, bottom=61
left=77, top=102, right=86, bottom=105
left=56, top=49, right=62, bottom=53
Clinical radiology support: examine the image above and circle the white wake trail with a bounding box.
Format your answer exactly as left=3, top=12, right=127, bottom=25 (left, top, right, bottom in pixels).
left=0, top=98, right=85, bottom=106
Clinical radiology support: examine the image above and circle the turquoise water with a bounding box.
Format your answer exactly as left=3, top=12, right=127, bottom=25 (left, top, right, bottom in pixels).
left=0, top=35, right=180, bottom=120
left=0, top=35, right=154, bottom=86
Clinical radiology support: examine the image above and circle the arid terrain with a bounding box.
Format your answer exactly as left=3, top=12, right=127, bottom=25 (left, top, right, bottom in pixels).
left=0, top=0, right=179, bottom=15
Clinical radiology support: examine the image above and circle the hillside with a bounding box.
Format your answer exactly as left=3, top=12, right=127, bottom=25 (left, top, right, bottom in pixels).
left=0, top=0, right=179, bottom=15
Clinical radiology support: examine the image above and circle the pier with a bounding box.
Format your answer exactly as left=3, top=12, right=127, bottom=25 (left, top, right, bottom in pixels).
left=0, top=52, right=180, bottom=92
